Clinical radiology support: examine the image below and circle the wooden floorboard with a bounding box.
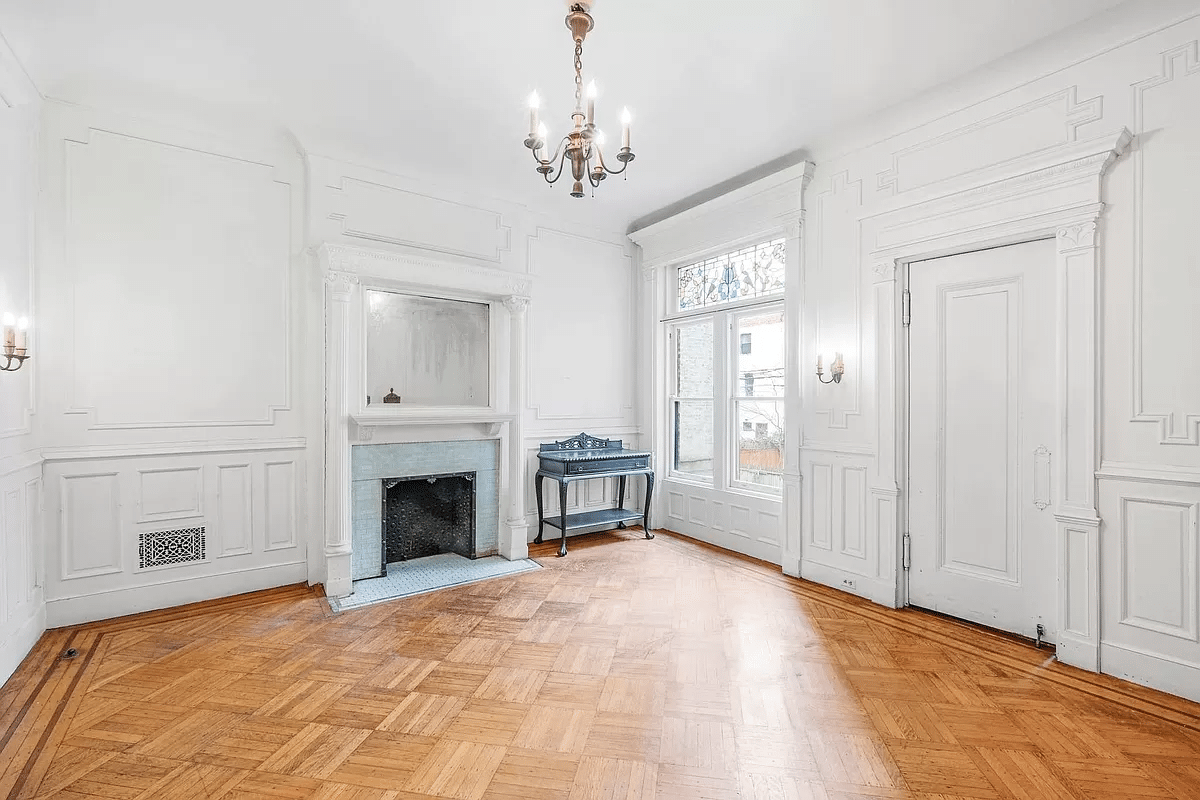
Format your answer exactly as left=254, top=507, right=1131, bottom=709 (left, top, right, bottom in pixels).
left=3, top=528, right=1199, bottom=799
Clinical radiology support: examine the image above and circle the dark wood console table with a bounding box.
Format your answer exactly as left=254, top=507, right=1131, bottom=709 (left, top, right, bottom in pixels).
left=534, top=433, right=654, bottom=557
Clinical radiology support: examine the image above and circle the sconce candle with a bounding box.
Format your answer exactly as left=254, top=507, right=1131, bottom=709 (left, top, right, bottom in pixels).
left=1, top=313, right=14, bottom=355
left=1, top=311, right=31, bottom=371
left=816, top=351, right=845, bottom=385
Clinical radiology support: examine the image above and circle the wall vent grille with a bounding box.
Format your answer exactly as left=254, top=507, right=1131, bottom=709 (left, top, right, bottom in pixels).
left=138, top=526, right=206, bottom=570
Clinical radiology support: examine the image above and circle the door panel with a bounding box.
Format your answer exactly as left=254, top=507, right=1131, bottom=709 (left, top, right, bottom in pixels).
left=908, top=239, right=1056, bottom=641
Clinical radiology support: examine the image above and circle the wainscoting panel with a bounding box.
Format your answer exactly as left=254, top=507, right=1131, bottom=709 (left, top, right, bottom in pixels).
left=60, top=472, right=121, bottom=580
left=801, top=450, right=891, bottom=604
left=264, top=461, right=297, bottom=551
left=1099, top=474, right=1200, bottom=702
left=43, top=445, right=308, bottom=626
left=0, top=456, right=43, bottom=687
left=216, top=464, right=253, bottom=557
left=137, top=466, right=203, bottom=522
left=657, top=477, right=781, bottom=564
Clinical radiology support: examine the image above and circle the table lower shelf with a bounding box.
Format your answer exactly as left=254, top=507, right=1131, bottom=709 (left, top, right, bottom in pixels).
left=541, top=507, right=645, bottom=532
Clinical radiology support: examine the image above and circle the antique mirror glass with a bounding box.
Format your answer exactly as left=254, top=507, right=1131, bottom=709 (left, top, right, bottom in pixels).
left=365, top=290, right=490, bottom=407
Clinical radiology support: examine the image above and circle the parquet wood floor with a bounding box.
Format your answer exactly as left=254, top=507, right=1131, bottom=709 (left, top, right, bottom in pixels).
left=3, top=529, right=1200, bottom=800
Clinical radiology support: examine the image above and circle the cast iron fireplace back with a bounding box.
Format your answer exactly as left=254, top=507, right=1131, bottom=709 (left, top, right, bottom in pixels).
left=382, top=471, right=477, bottom=569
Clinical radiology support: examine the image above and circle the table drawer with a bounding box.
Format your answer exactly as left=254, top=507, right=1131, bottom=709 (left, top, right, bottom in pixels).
left=565, top=457, right=648, bottom=475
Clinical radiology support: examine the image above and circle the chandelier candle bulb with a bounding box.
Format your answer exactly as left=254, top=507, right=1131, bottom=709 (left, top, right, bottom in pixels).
left=15, top=317, right=28, bottom=353
left=621, top=107, right=631, bottom=149
left=586, top=80, right=597, bottom=124
left=528, top=91, right=540, bottom=138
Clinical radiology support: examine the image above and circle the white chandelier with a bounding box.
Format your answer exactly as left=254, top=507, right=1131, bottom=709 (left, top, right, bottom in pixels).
left=523, top=1, right=635, bottom=198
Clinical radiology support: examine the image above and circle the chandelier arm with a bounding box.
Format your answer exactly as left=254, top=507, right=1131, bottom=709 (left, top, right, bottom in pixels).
left=541, top=146, right=571, bottom=185
left=591, top=142, right=627, bottom=176
left=532, top=135, right=569, bottom=169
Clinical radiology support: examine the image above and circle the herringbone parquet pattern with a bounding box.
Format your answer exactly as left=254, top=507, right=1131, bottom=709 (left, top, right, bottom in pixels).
left=3, top=529, right=1200, bottom=799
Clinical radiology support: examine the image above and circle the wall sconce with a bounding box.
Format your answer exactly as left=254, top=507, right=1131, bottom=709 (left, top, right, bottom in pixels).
left=1, top=312, right=30, bottom=372
left=816, top=352, right=844, bottom=384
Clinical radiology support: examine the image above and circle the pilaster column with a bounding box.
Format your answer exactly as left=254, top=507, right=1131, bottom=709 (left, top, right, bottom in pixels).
left=781, top=216, right=805, bottom=578
left=1054, top=219, right=1102, bottom=671
left=781, top=162, right=815, bottom=578
left=869, top=259, right=902, bottom=606
left=324, top=269, right=358, bottom=597
left=501, top=295, right=531, bottom=560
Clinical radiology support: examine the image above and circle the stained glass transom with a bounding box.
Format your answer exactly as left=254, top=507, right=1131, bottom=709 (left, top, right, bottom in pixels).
left=677, top=238, right=786, bottom=311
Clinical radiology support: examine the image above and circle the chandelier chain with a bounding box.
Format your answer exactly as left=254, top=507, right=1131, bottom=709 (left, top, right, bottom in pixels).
left=573, top=39, right=583, bottom=110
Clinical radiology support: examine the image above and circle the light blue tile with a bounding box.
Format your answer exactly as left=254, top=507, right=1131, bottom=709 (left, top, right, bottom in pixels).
left=332, top=553, right=541, bottom=612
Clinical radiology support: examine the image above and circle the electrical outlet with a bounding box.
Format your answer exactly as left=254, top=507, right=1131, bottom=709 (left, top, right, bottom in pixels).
left=841, top=578, right=856, bottom=590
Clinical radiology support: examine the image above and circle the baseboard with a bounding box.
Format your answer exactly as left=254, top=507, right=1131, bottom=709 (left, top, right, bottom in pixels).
left=1100, top=641, right=1200, bottom=704
left=800, top=559, right=898, bottom=608
left=0, top=598, right=46, bottom=686
left=45, top=561, right=309, bottom=627
left=1057, top=633, right=1100, bottom=672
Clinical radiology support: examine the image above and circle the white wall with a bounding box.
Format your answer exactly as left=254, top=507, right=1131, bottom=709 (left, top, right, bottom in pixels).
left=791, top=5, right=1200, bottom=699
left=0, top=41, right=43, bottom=684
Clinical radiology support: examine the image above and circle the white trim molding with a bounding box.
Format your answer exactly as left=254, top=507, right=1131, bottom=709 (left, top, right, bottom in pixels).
left=867, top=128, right=1132, bottom=672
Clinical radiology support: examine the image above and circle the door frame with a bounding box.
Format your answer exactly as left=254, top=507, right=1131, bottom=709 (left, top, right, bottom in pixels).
left=867, top=129, right=1132, bottom=672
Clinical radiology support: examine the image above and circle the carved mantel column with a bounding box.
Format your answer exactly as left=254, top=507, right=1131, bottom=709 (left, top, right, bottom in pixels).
left=324, top=269, right=359, bottom=597
left=501, top=294, right=531, bottom=560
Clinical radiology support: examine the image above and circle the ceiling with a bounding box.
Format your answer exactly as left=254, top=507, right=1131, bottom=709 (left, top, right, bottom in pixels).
left=0, top=0, right=1130, bottom=233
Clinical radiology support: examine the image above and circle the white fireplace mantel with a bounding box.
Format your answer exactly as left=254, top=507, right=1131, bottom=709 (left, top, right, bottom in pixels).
left=352, top=410, right=517, bottom=440
left=318, top=242, right=533, bottom=598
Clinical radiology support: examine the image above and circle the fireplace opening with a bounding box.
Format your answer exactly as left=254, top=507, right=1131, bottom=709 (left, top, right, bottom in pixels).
left=382, top=472, right=477, bottom=568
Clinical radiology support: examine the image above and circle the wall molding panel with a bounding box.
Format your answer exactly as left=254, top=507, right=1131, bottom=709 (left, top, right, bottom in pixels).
left=136, top=466, right=203, bottom=523
left=1118, top=496, right=1198, bottom=642
left=811, top=171, right=863, bottom=430
left=1130, top=41, right=1200, bottom=445
left=876, top=86, right=1103, bottom=196
left=326, top=176, right=512, bottom=264
left=55, top=125, right=296, bottom=430
left=525, top=228, right=636, bottom=423
left=59, top=472, right=122, bottom=580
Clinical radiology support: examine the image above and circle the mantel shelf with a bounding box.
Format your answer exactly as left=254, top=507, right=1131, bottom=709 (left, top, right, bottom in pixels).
left=351, top=410, right=516, bottom=429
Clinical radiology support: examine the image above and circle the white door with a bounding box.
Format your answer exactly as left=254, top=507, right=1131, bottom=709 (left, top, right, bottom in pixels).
left=908, top=239, right=1057, bottom=642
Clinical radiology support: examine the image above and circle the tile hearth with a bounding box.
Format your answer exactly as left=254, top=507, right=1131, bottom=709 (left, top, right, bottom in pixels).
left=330, top=553, right=541, bottom=612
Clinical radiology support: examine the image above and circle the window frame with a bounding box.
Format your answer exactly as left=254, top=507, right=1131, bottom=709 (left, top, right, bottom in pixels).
left=666, top=299, right=785, bottom=497
left=667, top=316, right=717, bottom=485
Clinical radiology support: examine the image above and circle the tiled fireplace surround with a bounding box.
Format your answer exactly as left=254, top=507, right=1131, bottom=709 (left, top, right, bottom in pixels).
left=350, top=440, right=499, bottom=580
left=320, top=242, right=533, bottom=598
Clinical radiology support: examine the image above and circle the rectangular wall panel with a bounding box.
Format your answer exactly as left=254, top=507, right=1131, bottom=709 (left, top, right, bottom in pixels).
left=1120, top=498, right=1197, bottom=641
left=841, top=466, right=867, bottom=558
left=4, top=489, right=24, bottom=618
left=939, top=284, right=1019, bottom=583
left=264, top=461, right=297, bottom=551
left=217, top=464, right=253, bottom=557
left=61, top=473, right=121, bottom=579
left=811, top=463, right=833, bottom=550
left=63, top=130, right=290, bottom=428
left=138, top=467, right=202, bottom=522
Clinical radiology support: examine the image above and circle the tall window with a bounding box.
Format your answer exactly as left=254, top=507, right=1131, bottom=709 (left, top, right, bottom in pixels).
left=668, top=238, right=785, bottom=494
